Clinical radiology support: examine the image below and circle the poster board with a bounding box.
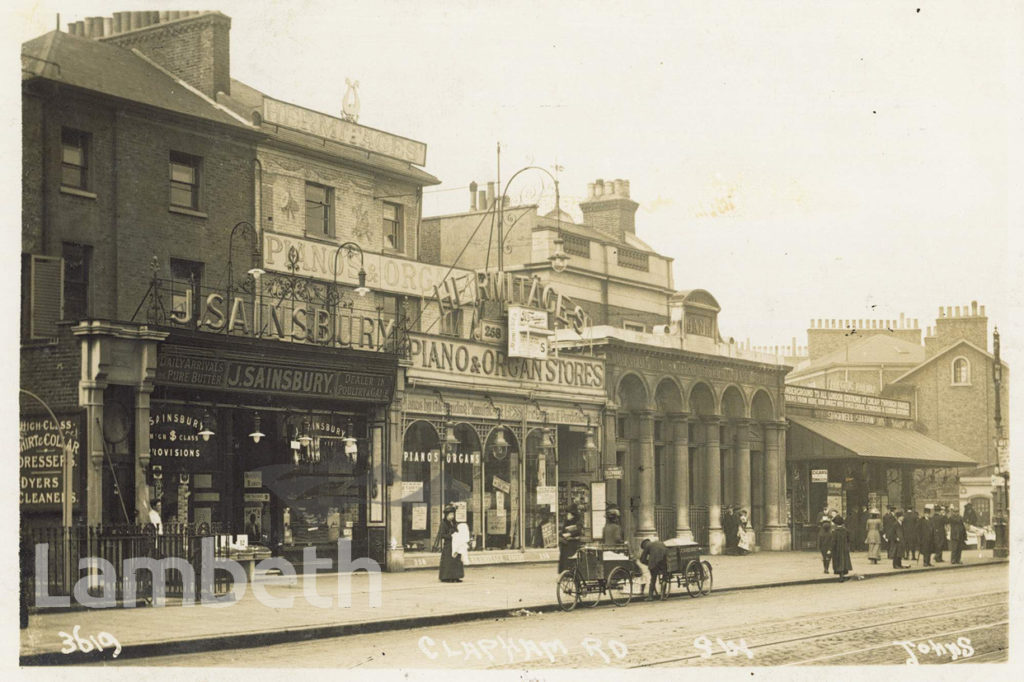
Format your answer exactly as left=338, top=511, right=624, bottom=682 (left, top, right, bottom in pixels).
left=411, top=503, right=428, bottom=531
left=401, top=481, right=424, bottom=503
left=454, top=501, right=467, bottom=523
left=536, top=485, right=557, bottom=511
left=487, top=509, right=507, bottom=534
left=541, top=521, right=558, bottom=548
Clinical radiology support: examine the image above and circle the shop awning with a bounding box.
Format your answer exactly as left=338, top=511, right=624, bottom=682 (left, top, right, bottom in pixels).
left=788, top=416, right=977, bottom=467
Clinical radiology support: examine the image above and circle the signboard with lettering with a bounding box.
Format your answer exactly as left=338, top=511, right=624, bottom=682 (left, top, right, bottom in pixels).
left=492, top=476, right=511, bottom=494
left=263, top=96, right=428, bottom=166
left=156, top=346, right=395, bottom=403
left=508, top=307, right=551, bottom=359
left=244, top=471, right=262, bottom=488
left=20, top=415, right=80, bottom=510
left=811, top=469, right=828, bottom=483
left=149, top=406, right=217, bottom=471
left=400, top=481, right=424, bottom=503
left=411, top=503, right=428, bottom=531
left=603, top=467, right=624, bottom=480
left=785, top=385, right=911, bottom=418
left=684, top=314, right=715, bottom=337
left=407, top=334, right=605, bottom=398
left=536, top=485, right=557, bottom=510
left=244, top=493, right=271, bottom=502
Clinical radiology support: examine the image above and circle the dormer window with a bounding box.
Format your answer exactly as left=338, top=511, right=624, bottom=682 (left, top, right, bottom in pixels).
left=951, top=357, right=970, bottom=385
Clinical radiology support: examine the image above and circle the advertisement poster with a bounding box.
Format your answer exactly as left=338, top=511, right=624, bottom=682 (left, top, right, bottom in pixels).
left=244, top=471, right=262, bottom=488
left=401, top=481, right=424, bottom=503
left=487, top=508, right=507, bottom=534
left=454, top=501, right=467, bottom=523
left=411, top=503, right=428, bottom=531
left=19, top=414, right=81, bottom=510
left=536, top=485, right=557, bottom=510
left=492, top=476, right=511, bottom=494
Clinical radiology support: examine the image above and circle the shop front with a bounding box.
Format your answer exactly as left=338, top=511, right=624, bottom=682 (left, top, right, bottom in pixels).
left=148, top=333, right=396, bottom=567
left=390, top=332, right=607, bottom=569
left=785, top=386, right=976, bottom=549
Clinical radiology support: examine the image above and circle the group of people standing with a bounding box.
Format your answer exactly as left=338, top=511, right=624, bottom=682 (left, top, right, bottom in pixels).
left=818, top=502, right=972, bottom=581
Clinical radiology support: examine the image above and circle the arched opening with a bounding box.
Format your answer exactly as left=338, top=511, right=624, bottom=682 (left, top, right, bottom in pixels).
left=749, top=389, right=775, bottom=534
left=616, top=373, right=649, bottom=538
left=653, top=379, right=684, bottom=540
left=524, top=426, right=557, bottom=548
left=400, top=420, right=440, bottom=552
left=483, top=425, right=519, bottom=549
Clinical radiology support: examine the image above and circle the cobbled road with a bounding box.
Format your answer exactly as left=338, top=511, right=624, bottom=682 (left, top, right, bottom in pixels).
left=99, top=563, right=1007, bottom=669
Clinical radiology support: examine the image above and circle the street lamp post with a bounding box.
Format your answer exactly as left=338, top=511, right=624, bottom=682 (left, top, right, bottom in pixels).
left=992, top=326, right=1008, bottom=558
left=494, top=163, right=569, bottom=274
left=226, top=221, right=264, bottom=335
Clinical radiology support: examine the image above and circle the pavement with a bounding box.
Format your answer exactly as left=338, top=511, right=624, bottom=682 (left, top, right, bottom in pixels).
left=20, top=547, right=1005, bottom=665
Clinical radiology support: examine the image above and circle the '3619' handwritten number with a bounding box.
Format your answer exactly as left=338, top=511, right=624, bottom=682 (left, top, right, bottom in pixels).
left=58, top=626, right=122, bottom=658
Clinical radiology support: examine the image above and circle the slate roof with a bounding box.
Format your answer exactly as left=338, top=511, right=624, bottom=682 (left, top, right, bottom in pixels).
left=790, top=333, right=925, bottom=378
left=22, top=30, right=254, bottom=130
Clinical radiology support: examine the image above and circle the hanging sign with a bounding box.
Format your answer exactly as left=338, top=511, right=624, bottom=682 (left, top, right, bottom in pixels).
left=603, top=466, right=624, bottom=480
left=454, top=501, right=468, bottom=523
left=508, top=307, right=552, bottom=359
left=492, top=476, right=511, bottom=494
left=244, top=493, right=271, bottom=502
left=244, top=471, right=263, bottom=488
left=811, top=469, right=828, bottom=483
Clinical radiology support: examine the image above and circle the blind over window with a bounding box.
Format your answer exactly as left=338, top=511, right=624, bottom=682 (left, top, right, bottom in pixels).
left=30, top=255, right=63, bottom=340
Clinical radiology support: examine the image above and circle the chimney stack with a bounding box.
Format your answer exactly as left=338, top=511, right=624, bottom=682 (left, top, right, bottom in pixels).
left=578, top=176, right=640, bottom=236
left=486, top=182, right=495, bottom=208
left=469, top=181, right=478, bottom=211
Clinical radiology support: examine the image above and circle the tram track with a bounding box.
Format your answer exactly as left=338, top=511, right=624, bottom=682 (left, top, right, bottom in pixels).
left=627, top=595, right=1008, bottom=667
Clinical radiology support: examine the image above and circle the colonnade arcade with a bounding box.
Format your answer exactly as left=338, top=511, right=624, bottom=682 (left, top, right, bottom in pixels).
left=611, top=372, right=788, bottom=554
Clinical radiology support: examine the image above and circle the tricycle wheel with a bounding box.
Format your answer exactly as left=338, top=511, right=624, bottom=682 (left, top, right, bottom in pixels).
left=580, top=577, right=601, bottom=608
left=556, top=570, right=580, bottom=611
left=607, top=566, right=633, bottom=606
left=684, top=559, right=703, bottom=597
left=700, top=560, right=713, bottom=595
left=658, top=571, right=672, bottom=600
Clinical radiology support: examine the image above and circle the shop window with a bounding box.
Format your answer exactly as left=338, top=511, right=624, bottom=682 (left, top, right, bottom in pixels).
left=169, top=151, right=201, bottom=210
left=61, top=128, right=90, bottom=190
left=623, top=321, right=645, bottom=332
left=305, top=181, right=333, bottom=236
left=383, top=201, right=404, bottom=252
left=951, top=357, right=970, bottom=385
left=62, top=242, right=91, bottom=323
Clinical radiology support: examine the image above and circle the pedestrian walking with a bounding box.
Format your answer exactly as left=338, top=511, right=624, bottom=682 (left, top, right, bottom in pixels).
left=829, top=515, right=853, bottom=582
left=932, top=505, right=947, bottom=563
left=904, top=507, right=920, bottom=560
left=557, top=503, right=584, bottom=573
left=602, top=507, right=624, bottom=545
left=736, top=509, right=753, bottom=555
left=881, top=505, right=896, bottom=554
left=948, top=507, right=966, bottom=564
left=865, top=508, right=882, bottom=564
left=723, top=505, right=738, bottom=555
left=889, top=511, right=909, bottom=569
left=438, top=504, right=464, bottom=582
left=639, top=537, right=669, bottom=600
left=918, top=507, right=934, bottom=566
left=817, top=515, right=834, bottom=573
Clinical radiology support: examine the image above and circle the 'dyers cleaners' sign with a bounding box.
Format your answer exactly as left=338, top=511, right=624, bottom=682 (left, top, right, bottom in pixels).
left=149, top=406, right=216, bottom=471
left=20, top=415, right=80, bottom=509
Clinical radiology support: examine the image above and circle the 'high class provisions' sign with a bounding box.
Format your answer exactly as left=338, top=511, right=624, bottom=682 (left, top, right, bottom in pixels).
left=157, top=350, right=395, bottom=402
left=149, top=406, right=216, bottom=471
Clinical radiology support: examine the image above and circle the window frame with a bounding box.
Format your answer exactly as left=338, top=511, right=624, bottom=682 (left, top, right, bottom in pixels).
left=439, top=306, right=463, bottom=338
left=383, top=201, right=404, bottom=252
left=951, top=356, right=971, bottom=386
left=623, top=320, right=645, bottom=333
left=61, top=242, right=92, bottom=323
left=169, top=151, right=202, bottom=211
left=27, top=254, right=64, bottom=341
left=305, top=181, right=334, bottom=237
left=61, top=128, right=90, bottom=190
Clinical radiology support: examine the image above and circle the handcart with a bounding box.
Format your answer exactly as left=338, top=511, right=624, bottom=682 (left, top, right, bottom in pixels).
left=556, top=544, right=639, bottom=611
left=656, top=542, right=712, bottom=599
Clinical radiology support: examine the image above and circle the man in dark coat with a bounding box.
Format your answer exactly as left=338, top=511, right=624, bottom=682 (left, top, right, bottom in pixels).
left=948, top=508, right=967, bottom=564
left=829, top=515, right=853, bottom=581
left=903, top=507, right=920, bottom=560
left=932, top=505, right=948, bottom=563
left=558, top=504, right=584, bottom=573
left=881, top=506, right=897, bottom=553
left=722, top=506, right=738, bottom=555
left=918, top=507, right=934, bottom=566
left=889, top=511, right=908, bottom=568
left=963, top=502, right=979, bottom=527
left=639, top=538, right=669, bottom=600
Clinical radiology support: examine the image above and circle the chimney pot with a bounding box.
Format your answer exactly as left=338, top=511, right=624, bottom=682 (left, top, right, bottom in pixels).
left=469, top=182, right=478, bottom=210
left=971, top=300, right=978, bottom=315
left=623, top=179, right=631, bottom=198
left=586, top=182, right=595, bottom=199
left=159, top=11, right=170, bottom=22
left=102, top=17, right=113, bottom=36
left=486, top=182, right=495, bottom=208
left=613, top=179, right=625, bottom=196
left=478, top=190, right=487, bottom=209
left=980, top=305, right=986, bottom=317
left=899, top=312, right=905, bottom=328
left=913, top=318, right=918, bottom=328
left=946, top=306, right=952, bottom=317
left=168, top=11, right=181, bottom=20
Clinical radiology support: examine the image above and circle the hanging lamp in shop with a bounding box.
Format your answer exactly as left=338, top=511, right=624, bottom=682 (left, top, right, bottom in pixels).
left=249, top=412, right=265, bottom=444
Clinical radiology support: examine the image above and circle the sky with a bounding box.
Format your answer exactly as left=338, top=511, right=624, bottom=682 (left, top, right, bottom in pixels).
left=6, top=1, right=1022, bottom=372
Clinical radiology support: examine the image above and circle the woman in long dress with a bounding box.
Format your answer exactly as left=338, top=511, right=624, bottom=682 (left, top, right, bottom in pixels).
left=438, top=504, right=464, bottom=582
left=830, top=515, right=853, bottom=582
left=736, top=509, right=752, bottom=555
left=865, top=508, right=883, bottom=564
left=816, top=516, right=833, bottom=574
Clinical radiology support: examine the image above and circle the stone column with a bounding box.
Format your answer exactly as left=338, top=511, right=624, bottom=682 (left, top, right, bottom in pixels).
left=735, top=418, right=752, bottom=514
left=134, top=388, right=153, bottom=524
left=760, top=421, right=791, bottom=550
left=671, top=412, right=693, bottom=542
left=83, top=390, right=105, bottom=526
left=386, top=397, right=405, bottom=571
left=636, top=410, right=656, bottom=538
left=704, top=416, right=724, bottom=554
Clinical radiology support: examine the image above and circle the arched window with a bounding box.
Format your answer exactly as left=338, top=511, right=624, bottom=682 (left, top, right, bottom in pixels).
left=951, top=357, right=970, bottom=385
